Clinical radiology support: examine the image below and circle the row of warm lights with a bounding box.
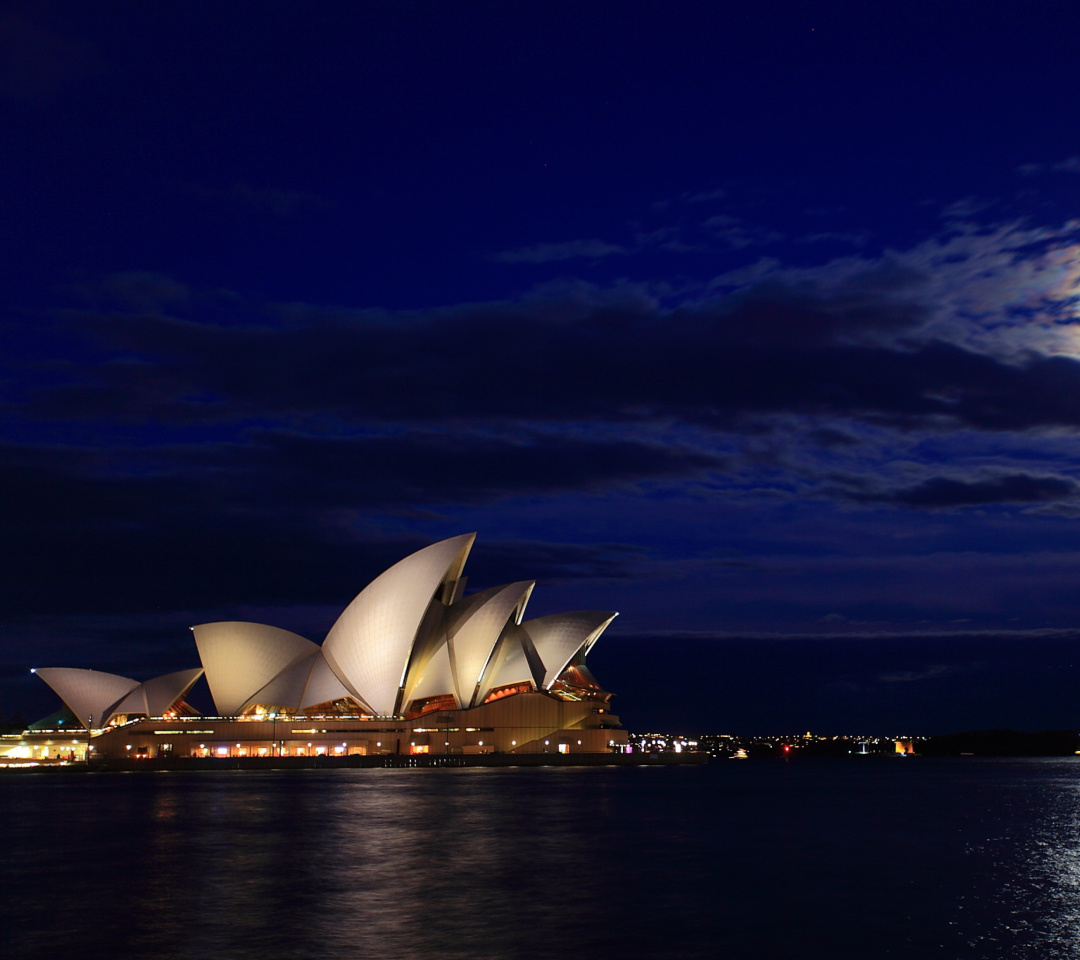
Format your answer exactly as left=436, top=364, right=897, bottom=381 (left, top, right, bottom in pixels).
left=0, top=743, right=84, bottom=761
left=639, top=732, right=921, bottom=743
left=118, top=735, right=599, bottom=757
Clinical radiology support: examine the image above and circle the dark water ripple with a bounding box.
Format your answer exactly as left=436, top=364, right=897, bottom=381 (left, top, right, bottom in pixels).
left=4, top=759, right=1080, bottom=959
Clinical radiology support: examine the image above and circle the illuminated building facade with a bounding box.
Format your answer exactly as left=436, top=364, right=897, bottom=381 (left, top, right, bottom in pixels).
left=7, top=534, right=628, bottom=763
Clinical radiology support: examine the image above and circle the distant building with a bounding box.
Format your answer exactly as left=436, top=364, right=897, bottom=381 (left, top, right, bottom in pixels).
left=4, top=534, right=627, bottom=763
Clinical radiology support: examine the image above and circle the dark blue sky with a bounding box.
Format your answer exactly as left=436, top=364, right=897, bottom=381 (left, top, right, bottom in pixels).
left=6, top=2, right=1080, bottom=733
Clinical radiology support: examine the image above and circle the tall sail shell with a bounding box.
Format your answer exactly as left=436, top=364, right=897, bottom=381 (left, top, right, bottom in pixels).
left=322, top=533, right=474, bottom=716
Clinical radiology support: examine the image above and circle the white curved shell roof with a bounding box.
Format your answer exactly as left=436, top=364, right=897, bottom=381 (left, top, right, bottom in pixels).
left=476, top=622, right=545, bottom=704
left=402, top=639, right=454, bottom=705
left=399, top=579, right=533, bottom=709
left=191, top=622, right=317, bottom=716
left=142, top=666, right=204, bottom=716
left=322, top=533, right=474, bottom=716
left=446, top=581, right=534, bottom=707
left=300, top=650, right=356, bottom=709
left=242, top=649, right=319, bottom=712
left=112, top=667, right=204, bottom=718
left=241, top=649, right=355, bottom=712
left=33, top=668, right=139, bottom=730
left=110, top=686, right=148, bottom=717
left=523, top=611, right=618, bottom=688
left=36, top=534, right=619, bottom=722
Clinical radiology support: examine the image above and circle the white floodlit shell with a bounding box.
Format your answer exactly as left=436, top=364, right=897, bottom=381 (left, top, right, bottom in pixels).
left=110, top=685, right=148, bottom=718
left=141, top=667, right=204, bottom=716
left=300, top=650, right=356, bottom=709
left=241, top=649, right=356, bottom=713
left=523, top=611, right=618, bottom=688
left=475, top=622, right=542, bottom=704
left=191, top=622, right=317, bottom=716
left=112, top=667, right=204, bottom=718
left=322, top=533, right=475, bottom=716
left=402, top=639, right=455, bottom=705
left=35, top=534, right=619, bottom=725
left=33, top=668, right=140, bottom=730
left=446, top=581, right=534, bottom=708
left=242, top=649, right=319, bottom=712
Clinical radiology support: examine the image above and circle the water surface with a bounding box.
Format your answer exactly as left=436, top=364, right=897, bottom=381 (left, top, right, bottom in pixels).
left=4, top=758, right=1080, bottom=959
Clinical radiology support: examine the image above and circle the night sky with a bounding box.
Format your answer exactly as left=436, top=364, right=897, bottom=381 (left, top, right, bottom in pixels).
left=6, top=3, right=1080, bottom=735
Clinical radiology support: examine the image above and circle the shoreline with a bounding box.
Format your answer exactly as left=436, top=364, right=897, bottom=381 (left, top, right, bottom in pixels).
left=1, top=751, right=709, bottom=773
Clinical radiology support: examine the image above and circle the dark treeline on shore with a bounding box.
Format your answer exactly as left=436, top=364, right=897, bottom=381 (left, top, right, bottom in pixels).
left=771, top=730, right=1080, bottom=758
left=636, top=730, right=1080, bottom=759
left=917, top=729, right=1080, bottom=757
left=786, top=730, right=1080, bottom=758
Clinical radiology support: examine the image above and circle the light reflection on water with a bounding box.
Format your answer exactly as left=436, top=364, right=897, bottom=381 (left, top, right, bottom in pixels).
left=5, top=760, right=1080, bottom=959
left=956, top=760, right=1080, bottom=959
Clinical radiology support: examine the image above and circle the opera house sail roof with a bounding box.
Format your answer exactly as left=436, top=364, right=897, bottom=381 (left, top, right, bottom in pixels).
left=32, top=666, right=204, bottom=731
left=33, top=534, right=620, bottom=728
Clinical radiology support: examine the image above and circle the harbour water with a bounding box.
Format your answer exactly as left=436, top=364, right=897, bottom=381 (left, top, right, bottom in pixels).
left=4, top=758, right=1080, bottom=959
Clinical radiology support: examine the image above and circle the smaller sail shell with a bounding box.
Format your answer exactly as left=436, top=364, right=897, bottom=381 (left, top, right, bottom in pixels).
left=111, top=667, right=205, bottom=718
left=141, top=667, right=204, bottom=716
left=243, top=650, right=319, bottom=712
left=111, top=685, right=149, bottom=718
left=475, top=622, right=544, bottom=704
left=33, top=668, right=140, bottom=730
left=300, top=652, right=357, bottom=710
left=192, top=622, right=317, bottom=716
left=523, top=611, right=618, bottom=689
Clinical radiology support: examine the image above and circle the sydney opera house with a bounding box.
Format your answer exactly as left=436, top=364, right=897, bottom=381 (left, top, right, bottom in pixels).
left=7, top=534, right=628, bottom=763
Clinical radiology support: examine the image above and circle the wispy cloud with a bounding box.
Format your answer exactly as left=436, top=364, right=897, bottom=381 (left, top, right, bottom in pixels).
left=797, top=230, right=871, bottom=247
left=493, top=213, right=784, bottom=263
left=1018, top=156, right=1080, bottom=176
left=685, top=187, right=728, bottom=204
left=702, top=215, right=784, bottom=249
left=852, top=473, right=1079, bottom=510
left=490, top=238, right=629, bottom=263
left=10, top=206, right=1080, bottom=640
left=879, top=664, right=956, bottom=683
left=27, top=217, right=1080, bottom=442
left=649, top=187, right=727, bottom=212
left=186, top=181, right=333, bottom=217
left=941, top=196, right=996, bottom=220
left=82, top=271, right=191, bottom=311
